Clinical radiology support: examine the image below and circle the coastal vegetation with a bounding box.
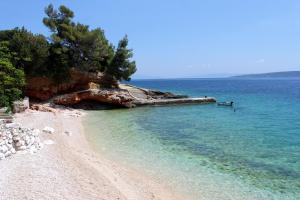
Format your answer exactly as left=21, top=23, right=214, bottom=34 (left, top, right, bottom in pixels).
left=0, top=41, right=25, bottom=110
left=0, top=4, right=136, bottom=109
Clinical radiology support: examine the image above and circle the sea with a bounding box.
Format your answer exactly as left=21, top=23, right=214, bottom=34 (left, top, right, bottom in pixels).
left=83, top=78, right=300, bottom=200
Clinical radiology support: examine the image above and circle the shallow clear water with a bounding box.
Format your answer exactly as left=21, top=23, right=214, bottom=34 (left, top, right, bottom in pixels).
left=83, top=78, right=300, bottom=200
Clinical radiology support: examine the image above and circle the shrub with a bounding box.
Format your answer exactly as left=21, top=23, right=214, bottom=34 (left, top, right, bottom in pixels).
left=0, top=41, right=25, bottom=110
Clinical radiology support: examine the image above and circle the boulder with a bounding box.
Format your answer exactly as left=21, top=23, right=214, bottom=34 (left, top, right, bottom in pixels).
left=1, top=145, right=8, bottom=153
left=43, top=140, right=55, bottom=145
left=64, top=131, right=72, bottom=136
left=13, top=97, right=29, bottom=113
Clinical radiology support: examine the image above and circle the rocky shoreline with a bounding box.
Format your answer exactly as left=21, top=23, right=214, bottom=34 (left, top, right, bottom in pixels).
left=0, top=122, right=43, bottom=160
left=52, top=84, right=216, bottom=108
left=24, top=71, right=216, bottom=108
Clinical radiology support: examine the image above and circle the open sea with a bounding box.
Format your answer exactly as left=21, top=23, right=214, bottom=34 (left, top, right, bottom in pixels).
left=83, top=78, right=300, bottom=200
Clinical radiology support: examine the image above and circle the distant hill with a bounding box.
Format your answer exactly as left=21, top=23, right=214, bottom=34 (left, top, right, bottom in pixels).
left=232, top=71, right=300, bottom=78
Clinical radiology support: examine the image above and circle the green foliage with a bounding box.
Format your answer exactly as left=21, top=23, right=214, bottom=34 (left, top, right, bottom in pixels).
left=45, top=43, right=71, bottom=82
left=106, top=35, right=137, bottom=81
left=0, top=30, right=16, bottom=41
left=42, top=4, right=74, bottom=80
left=43, top=4, right=74, bottom=36
left=0, top=41, right=25, bottom=109
left=9, top=28, right=49, bottom=76
left=43, top=4, right=115, bottom=74
left=69, top=27, right=114, bottom=73
left=0, top=28, right=49, bottom=76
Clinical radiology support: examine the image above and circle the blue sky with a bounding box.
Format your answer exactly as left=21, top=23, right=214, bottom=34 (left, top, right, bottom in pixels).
left=1, top=0, right=300, bottom=78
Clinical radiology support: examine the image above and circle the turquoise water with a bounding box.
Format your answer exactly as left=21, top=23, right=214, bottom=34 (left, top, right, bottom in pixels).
left=84, top=79, right=300, bottom=200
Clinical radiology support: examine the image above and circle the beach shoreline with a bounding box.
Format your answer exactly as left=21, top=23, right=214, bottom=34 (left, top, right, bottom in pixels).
left=0, top=108, right=183, bottom=200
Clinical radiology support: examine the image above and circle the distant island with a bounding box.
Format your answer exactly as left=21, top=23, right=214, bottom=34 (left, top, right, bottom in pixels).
left=232, top=71, right=300, bottom=78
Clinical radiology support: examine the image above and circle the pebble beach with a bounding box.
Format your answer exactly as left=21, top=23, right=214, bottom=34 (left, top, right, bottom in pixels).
left=0, top=108, right=182, bottom=200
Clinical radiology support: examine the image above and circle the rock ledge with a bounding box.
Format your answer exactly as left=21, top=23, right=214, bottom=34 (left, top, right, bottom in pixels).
left=52, top=84, right=216, bottom=108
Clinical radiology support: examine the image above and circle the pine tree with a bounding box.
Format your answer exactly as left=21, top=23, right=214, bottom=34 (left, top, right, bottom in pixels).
left=105, top=35, right=137, bottom=82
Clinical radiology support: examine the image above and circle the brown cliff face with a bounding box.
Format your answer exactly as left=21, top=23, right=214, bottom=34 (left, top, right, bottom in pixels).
left=25, top=70, right=104, bottom=101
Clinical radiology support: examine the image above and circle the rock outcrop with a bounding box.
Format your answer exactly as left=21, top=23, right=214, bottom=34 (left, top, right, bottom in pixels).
left=52, top=84, right=216, bottom=108
left=120, top=84, right=216, bottom=106
left=25, top=69, right=216, bottom=108
left=25, top=69, right=104, bottom=101
left=120, top=84, right=189, bottom=99
left=30, top=104, right=58, bottom=113
left=53, top=89, right=135, bottom=108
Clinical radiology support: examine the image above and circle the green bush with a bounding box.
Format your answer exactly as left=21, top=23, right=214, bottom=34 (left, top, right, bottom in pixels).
left=0, top=41, right=25, bottom=110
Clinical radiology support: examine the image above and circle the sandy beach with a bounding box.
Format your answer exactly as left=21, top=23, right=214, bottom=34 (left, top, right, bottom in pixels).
left=0, top=108, right=183, bottom=200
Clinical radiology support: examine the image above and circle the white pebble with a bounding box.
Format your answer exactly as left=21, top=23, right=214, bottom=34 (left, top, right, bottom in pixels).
left=1, top=145, right=8, bottom=153
left=42, top=126, right=55, bottom=134
left=64, top=131, right=72, bottom=136
left=43, top=140, right=55, bottom=145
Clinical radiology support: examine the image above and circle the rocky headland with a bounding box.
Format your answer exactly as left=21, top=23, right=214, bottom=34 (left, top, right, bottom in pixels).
left=25, top=70, right=216, bottom=109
